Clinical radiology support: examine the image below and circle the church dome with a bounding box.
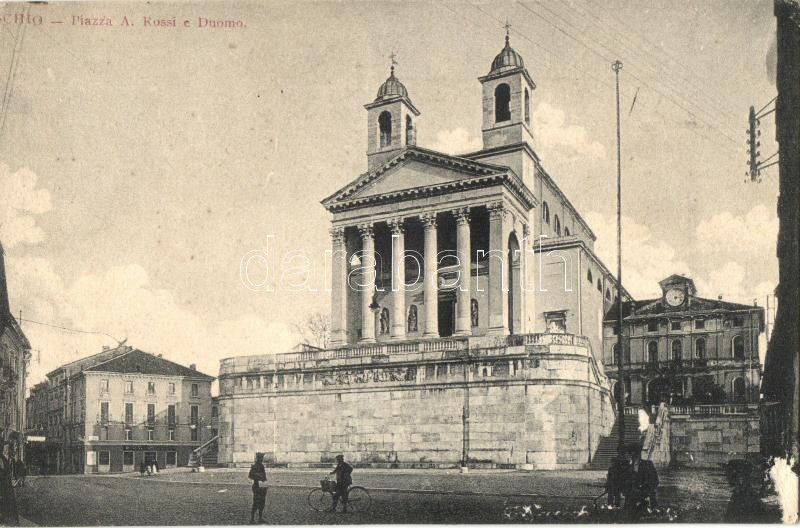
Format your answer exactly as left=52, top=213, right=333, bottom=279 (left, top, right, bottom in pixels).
left=490, top=35, right=525, bottom=74
left=375, top=67, right=408, bottom=101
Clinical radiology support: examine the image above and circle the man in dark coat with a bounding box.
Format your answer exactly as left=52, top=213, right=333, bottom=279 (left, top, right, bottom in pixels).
left=248, top=452, right=268, bottom=524
left=329, top=454, right=352, bottom=513
left=627, top=447, right=659, bottom=515
left=0, top=442, right=19, bottom=525
left=605, top=454, right=632, bottom=507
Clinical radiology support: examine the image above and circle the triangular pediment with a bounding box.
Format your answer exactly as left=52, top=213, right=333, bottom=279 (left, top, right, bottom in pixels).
left=351, top=159, right=477, bottom=199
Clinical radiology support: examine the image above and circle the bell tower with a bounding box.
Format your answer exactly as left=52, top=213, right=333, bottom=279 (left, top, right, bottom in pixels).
left=364, top=56, right=420, bottom=171
left=478, top=29, right=536, bottom=151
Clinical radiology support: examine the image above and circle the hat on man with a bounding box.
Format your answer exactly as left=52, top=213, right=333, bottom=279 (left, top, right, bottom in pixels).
left=335, top=454, right=344, bottom=460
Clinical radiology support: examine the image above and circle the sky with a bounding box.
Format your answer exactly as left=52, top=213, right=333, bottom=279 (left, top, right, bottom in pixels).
left=0, top=1, right=780, bottom=389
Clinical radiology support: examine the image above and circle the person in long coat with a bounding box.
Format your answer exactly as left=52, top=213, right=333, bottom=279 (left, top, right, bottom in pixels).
left=248, top=452, right=268, bottom=523
left=328, top=454, right=353, bottom=513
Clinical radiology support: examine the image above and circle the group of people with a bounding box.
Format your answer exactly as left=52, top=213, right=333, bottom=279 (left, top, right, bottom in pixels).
left=139, top=459, right=159, bottom=476
left=248, top=452, right=353, bottom=524
left=605, top=444, right=660, bottom=516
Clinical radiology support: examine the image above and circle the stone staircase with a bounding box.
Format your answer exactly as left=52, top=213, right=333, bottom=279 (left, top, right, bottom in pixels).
left=589, top=414, right=645, bottom=469
left=192, top=435, right=220, bottom=468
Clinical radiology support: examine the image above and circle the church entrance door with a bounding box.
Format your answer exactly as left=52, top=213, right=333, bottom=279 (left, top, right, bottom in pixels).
left=438, top=294, right=455, bottom=337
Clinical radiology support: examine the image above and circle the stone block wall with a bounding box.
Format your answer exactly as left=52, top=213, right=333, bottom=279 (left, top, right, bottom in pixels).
left=217, top=334, right=614, bottom=470
left=670, top=413, right=760, bottom=468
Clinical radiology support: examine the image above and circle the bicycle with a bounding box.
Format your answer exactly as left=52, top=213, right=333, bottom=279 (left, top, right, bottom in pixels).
left=307, top=476, right=371, bottom=513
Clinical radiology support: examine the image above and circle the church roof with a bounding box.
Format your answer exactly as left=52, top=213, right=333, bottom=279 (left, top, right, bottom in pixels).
left=321, top=146, right=537, bottom=213
left=490, top=34, right=525, bottom=74
left=375, top=67, right=408, bottom=101
left=84, top=348, right=214, bottom=380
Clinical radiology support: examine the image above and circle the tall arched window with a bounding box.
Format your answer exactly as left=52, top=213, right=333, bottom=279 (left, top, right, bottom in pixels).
left=648, top=341, right=658, bottom=364
left=695, top=337, right=706, bottom=359
left=379, top=111, right=392, bottom=147
left=671, top=339, right=682, bottom=361
left=524, top=87, right=530, bottom=125
left=542, top=201, right=550, bottom=224
left=565, top=226, right=570, bottom=236
left=597, top=279, right=602, bottom=292
left=587, top=269, right=593, bottom=283
left=554, top=215, right=561, bottom=236
left=495, top=83, right=511, bottom=122
left=733, top=377, right=746, bottom=402
left=405, top=115, right=414, bottom=145
left=733, top=335, right=745, bottom=360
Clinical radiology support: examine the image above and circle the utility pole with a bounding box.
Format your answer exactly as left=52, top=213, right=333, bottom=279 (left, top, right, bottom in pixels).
left=612, top=59, right=625, bottom=455
left=747, top=105, right=761, bottom=182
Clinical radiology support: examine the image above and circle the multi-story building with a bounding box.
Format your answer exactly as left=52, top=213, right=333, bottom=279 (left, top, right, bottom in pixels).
left=603, top=274, right=764, bottom=406
left=0, top=242, right=31, bottom=462
left=25, top=345, right=214, bottom=473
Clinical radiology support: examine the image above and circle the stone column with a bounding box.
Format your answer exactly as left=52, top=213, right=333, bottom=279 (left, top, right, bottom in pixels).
left=329, top=227, right=347, bottom=346
left=422, top=213, right=439, bottom=337
left=454, top=207, right=472, bottom=336
left=389, top=217, right=406, bottom=340
left=488, top=202, right=509, bottom=334
left=359, top=224, right=376, bottom=343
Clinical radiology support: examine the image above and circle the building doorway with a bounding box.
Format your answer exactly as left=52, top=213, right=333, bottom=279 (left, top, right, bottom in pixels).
left=438, top=295, right=455, bottom=337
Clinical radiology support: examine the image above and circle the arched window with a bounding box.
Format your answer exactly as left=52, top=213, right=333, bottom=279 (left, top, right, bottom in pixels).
left=587, top=269, right=593, bottom=283
left=405, top=115, right=414, bottom=145
left=606, top=288, right=611, bottom=300
left=554, top=215, right=561, bottom=236
left=495, top=83, right=511, bottom=122
left=565, top=226, right=570, bottom=236
left=524, top=87, right=530, bottom=125
left=733, top=377, right=746, bottom=402
left=648, top=341, right=658, bottom=364
left=733, top=335, right=745, bottom=360
left=407, top=304, right=418, bottom=333
left=542, top=201, right=550, bottom=224
left=612, top=344, right=620, bottom=365
left=695, top=337, right=706, bottom=359
left=671, top=339, right=682, bottom=361
left=597, top=279, right=602, bottom=292
left=379, top=111, right=392, bottom=147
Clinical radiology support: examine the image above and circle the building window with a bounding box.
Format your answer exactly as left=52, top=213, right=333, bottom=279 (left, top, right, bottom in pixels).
left=98, top=451, right=110, bottom=466
left=123, top=451, right=134, bottom=466
left=147, top=428, right=154, bottom=441
left=147, top=403, right=155, bottom=426
left=597, top=279, right=602, bottom=292
left=648, top=341, right=658, bottom=364
left=379, top=111, right=392, bottom=147
left=587, top=269, right=593, bottom=283
left=524, top=87, right=530, bottom=125
left=100, top=379, right=109, bottom=393
left=733, top=335, right=745, bottom=360
left=191, top=383, right=199, bottom=398
left=191, top=427, right=199, bottom=442
left=494, top=83, right=511, bottom=122
left=246, top=377, right=253, bottom=389
left=125, top=428, right=132, bottom=441
left=169, top=428, right=175, bottom=441
left=695, top=319, right=705, bottom=329
left=125, top=402, right=134, bottom=424
left=733, top=316, right=744, bottom=327
left=405, top=115, right=414, bottom=145
left=733, top=377, right=746, bottom=402
left=124, top=381, right=134, bottom=394
left=542, top=201, right=550, bottom=224
left=100, top=402, right=109, bottom=425
left=211, top=405, right=218, bottom=418
left=554, top=215, right=561, bottom=236
left=564, top=226, right=570, bottom=236
left=647, top=320, right=658, bottom=332
left=671, top=321, right=681, bottom=331
left=166, top=451, right=177, bottom=466
left=695, top=337, right=706, bottom=359
left=190, top=404, right=199, bottom=425
left=671, top=339, right=683, bottom=361
left=168, top=382, right=176, bottom=395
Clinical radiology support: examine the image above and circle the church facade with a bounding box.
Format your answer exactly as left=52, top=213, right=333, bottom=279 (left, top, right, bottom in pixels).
left=217, top=36, right=628, bottom=469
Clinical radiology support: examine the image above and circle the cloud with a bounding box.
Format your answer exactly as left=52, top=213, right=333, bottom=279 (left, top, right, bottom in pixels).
left=427, top=127, right=482, bottom=155
left=695, top=204, right=778, bottom=260
left=585, top=211, right=691, bottom=299
left=0, top=163, right=52, bottom=248
left=534, top=103, right=606, bottom=159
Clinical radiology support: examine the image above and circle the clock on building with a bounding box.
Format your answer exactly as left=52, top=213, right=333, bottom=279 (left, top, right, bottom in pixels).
left=665, top=288, right=685, bottom=307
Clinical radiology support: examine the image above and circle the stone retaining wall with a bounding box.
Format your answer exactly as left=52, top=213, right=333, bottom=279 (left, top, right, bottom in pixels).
left=670, top=413, right=760, bottom=467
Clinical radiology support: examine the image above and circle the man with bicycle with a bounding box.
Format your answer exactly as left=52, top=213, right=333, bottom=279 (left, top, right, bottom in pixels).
left=328, top=454, right=352, bottom=513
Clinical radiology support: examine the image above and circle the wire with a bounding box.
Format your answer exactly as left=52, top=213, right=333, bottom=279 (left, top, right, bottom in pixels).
left=19, top=317, right=123, bottom=344
left=756, top=97, right=776, bottom=117
left=0, top=4, right=28, bottom=146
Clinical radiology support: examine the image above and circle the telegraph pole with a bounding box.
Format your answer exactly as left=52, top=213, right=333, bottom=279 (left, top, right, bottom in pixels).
left=612, top=59, right=626, bottom=455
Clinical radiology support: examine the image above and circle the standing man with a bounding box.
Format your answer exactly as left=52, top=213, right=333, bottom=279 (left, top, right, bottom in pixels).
left=328, top=454, right=352, bottom=513
left=628, top=446, right=659, bottom=516
left=0, top=441, right=19, bottom=525
left=248, top=452, right=267, bottom=524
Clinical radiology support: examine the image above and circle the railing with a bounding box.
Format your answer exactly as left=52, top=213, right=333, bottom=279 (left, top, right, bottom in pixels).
left=669, top=403, right=759, bottom=416
left=642, top=403, right=668, bottom=462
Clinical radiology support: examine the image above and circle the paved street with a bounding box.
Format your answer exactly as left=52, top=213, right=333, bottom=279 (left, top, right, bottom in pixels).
left=11, top=467, right=769, bottom=525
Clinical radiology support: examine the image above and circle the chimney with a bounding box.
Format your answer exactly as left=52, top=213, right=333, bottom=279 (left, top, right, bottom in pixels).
left=190, top=364, right=196, bottom=370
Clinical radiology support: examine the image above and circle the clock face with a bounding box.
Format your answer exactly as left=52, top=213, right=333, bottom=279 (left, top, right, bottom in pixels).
left=665, top=288, right=685, bottom=307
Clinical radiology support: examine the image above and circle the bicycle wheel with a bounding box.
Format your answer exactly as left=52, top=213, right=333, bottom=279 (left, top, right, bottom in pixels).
left=307, top=488, right=332, bottom=512
left=345, top=486, right=371, bottom=513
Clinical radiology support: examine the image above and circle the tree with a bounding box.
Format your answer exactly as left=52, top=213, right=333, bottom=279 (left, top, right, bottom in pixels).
left=294, top=312, right=331, bottom=349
